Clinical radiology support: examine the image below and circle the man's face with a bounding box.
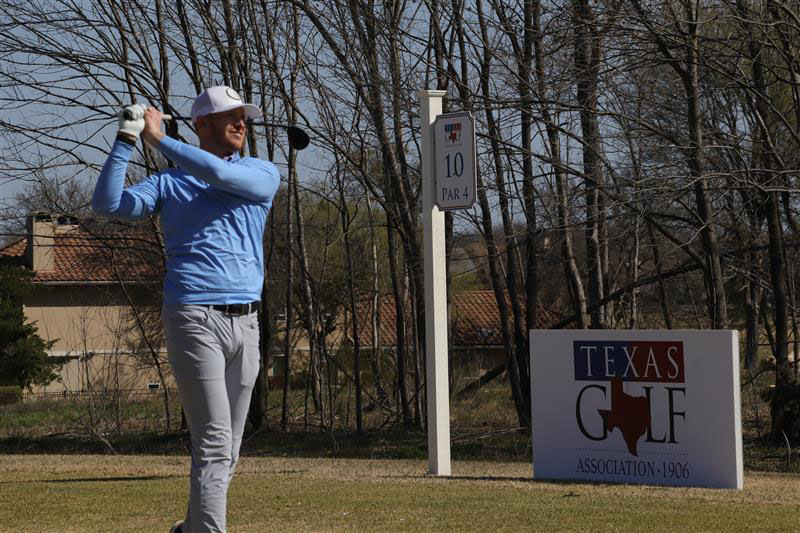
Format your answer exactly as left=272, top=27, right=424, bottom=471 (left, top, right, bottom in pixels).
left=196, top=107, right=247, bottom=156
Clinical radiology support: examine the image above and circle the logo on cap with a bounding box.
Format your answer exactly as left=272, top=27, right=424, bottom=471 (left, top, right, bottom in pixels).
left=226, top=88, right=242, bottom=101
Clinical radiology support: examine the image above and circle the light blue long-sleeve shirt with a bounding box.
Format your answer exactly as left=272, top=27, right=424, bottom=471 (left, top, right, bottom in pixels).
left=92, top=136, right=280, bottom=305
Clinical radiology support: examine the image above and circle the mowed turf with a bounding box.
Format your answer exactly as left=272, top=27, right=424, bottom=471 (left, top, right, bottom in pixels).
left=0, top=454, right=797, bottom=532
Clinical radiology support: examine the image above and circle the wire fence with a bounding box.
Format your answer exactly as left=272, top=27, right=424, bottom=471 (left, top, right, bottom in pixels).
left=17, top=387, right=178, bottom=403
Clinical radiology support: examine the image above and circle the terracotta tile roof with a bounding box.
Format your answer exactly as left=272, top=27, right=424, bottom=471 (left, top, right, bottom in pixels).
left=0, top=239, right=25, bottom=258
left=0, top=225, right=163, bottom=283
left=354, top=290, right=562, bottom=348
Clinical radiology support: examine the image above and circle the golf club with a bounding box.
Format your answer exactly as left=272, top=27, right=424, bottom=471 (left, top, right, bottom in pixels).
left=122, top=109, right=310, bottom=150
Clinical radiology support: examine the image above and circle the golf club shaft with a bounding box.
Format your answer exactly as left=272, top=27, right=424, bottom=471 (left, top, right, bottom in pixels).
left=121, top=109, right=310, bottom=150
left=162, top=114, right=282, bottom=130
left=124, top=111, right=290, bottom=130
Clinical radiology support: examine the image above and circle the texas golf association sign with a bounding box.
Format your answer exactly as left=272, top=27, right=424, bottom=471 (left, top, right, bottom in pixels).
left=530, top=330, right=743, bottom=489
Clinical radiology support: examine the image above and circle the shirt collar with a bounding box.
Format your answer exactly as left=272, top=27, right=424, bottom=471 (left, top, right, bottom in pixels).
left=224, top=152, right=241, bottom=162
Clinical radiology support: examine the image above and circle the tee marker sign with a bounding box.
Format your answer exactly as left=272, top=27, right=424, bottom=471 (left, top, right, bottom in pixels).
left=433, top=111, right=476, bottom=210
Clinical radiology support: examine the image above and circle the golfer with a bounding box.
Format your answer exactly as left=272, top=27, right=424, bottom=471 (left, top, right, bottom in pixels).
left=92, top=86, right=280, bottom=533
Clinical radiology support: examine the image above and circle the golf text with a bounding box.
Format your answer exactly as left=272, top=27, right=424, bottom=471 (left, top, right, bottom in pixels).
left=573, top=341, right=686, bottom=454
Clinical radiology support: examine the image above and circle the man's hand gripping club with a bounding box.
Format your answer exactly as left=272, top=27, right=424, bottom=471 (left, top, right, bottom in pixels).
left=118, top=104, right=165, bottom=146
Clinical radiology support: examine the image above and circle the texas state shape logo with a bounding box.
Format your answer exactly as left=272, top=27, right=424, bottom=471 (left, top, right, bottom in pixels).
left=444, top=122, right=461, bottom=143
left=573, top=341, right=686, bottom=456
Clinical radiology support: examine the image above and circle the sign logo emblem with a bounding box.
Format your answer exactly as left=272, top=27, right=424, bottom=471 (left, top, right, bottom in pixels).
left=444, top=122, right=461, bottom=143
left=574, top=341, right=686, bottom=457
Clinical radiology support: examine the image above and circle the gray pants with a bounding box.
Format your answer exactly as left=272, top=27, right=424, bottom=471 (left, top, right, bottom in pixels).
left=163, top=304, right=261, bottom=533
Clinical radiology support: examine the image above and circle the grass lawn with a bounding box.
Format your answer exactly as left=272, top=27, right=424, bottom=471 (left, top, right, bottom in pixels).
left=0, top=454, right=797, bottom=532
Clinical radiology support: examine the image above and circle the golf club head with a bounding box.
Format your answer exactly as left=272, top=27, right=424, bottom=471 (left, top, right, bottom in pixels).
left=286, top=126, right=310, bottom=151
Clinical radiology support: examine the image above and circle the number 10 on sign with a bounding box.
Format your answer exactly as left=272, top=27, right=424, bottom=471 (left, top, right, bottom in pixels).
left=433, top=111, right=477, bottom=210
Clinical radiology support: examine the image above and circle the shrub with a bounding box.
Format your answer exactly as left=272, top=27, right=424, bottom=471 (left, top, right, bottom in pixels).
left=0, top=385, right=22, bottom=405
left=0, top=268, right=60, bottom=389
left=761, top=379, right=800, bottom=442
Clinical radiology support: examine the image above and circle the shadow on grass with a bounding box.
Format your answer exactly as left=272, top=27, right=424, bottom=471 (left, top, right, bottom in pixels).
left=0, top=432, right=189, bottom=456
left=0, top=475, right=180, bottom=484
left=376, top=473, right=534, bottom=483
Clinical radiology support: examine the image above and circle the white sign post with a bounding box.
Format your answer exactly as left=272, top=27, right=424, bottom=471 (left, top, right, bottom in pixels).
left=433, top=112, right=476, bottom=210
left=419, top=90, right=450, bottom=476
left=420, top=96, right=480, bottom=476
left=530, top=330, right=743, bottom=489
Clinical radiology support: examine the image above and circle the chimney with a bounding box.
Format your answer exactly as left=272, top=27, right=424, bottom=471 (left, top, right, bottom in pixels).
left=26, top=212, right=56, bottom=272
left=53, top=214, right=79, bottom=235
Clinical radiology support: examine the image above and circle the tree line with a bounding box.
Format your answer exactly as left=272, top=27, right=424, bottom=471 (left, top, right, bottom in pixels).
left=1, top=0, right=799, bottom=439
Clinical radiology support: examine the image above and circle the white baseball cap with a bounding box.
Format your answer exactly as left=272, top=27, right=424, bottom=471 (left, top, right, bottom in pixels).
left=190, top=86, right=262, bottom=122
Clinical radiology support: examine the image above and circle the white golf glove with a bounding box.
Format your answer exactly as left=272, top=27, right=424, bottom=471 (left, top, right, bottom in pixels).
left=118, top=104, right=147, bottom=140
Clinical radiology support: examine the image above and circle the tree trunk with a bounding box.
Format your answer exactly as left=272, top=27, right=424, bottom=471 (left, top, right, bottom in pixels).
left=367, top=197, right=389, bottom=408
left=573, top=0, right=606, bottom=329
left=387, top=213, right=412, bottom=427
left=474, top=0, right=520, bottom=425
left=532, top=0, right=588, bottom=328
left=339, top=175, right=363, bottom=434
left=647, top=223, right=673, bottom=330
left=685, top=0, right=727, bottom=329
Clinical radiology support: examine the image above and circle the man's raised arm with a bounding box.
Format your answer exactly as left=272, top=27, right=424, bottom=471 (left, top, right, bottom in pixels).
left=141, top=107, right=279, bottom=204
left=92, top=104, right=159, bottom=220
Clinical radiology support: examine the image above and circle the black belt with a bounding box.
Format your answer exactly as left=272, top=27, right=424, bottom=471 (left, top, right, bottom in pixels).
left=211, top=301, right=260, bottom=315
